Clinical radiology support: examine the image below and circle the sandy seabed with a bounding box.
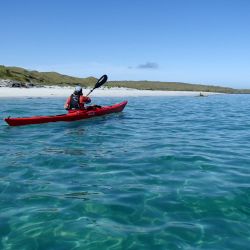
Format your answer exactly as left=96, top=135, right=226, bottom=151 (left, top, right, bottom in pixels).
left=0, top=86, right=220, bottom=98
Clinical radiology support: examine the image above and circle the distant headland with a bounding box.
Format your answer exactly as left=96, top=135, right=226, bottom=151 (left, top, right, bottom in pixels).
left=0, top=65, right=249, bottom=94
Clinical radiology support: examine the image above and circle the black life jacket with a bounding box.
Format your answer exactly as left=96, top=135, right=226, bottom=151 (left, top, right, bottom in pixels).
left=69, top=94, right=80, bottom=109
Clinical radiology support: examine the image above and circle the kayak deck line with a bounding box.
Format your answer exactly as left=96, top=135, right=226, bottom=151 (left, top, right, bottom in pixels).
left=4, top=101, right=128, bottom=126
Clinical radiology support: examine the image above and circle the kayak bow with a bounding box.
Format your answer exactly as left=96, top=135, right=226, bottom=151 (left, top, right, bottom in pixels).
left=5, top=101, right=128, bottom=126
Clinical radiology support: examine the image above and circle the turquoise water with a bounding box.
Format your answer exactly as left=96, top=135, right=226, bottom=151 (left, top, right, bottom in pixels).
left=0, top=95, right=250, bottom=249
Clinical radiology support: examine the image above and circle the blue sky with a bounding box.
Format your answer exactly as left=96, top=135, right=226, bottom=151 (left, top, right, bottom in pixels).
left=1, top=0, right=250, bottom=88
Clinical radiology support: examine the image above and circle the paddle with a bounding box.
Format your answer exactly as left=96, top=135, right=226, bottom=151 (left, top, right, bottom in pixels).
left=86, top=74, right=108, bottom=96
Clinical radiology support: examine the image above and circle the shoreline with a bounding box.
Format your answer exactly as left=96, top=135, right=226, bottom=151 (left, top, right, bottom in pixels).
left=0, top=86, right=221, bottom=98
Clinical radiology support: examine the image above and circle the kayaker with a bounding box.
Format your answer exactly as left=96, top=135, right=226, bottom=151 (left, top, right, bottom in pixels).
left=64, top=86, right=91, bottom=110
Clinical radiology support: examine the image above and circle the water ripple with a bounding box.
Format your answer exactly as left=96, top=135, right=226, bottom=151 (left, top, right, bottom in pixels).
left=1, top=96, right=250, bottom=249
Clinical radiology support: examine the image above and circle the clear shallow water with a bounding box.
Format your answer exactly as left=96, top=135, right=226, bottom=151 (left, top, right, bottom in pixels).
left=0, top=95, right=250, bottom=249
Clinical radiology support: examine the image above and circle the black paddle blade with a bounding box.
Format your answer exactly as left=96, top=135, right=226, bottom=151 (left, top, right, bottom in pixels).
left=86, top=74, right=108, bottom=96
left=94, top=74, right=108, bottom=89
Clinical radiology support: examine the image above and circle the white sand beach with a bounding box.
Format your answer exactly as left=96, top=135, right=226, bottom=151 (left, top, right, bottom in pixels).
left=0, top=86, right=220, bottom=98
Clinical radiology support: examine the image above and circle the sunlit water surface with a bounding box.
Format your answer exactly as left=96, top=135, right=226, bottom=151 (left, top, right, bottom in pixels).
left=0, top=95, right=250, bottom=249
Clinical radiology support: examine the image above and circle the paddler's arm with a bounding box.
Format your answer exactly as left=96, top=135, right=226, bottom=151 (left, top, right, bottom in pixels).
left=79, top=96, right=91, bottom=109
left=64, top=97, right=71, bottom=110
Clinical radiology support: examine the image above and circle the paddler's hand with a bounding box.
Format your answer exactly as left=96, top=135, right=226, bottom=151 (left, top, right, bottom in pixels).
left=64, top=105, right=70, bottom=110
left=86, top=98, right=91, bottom=104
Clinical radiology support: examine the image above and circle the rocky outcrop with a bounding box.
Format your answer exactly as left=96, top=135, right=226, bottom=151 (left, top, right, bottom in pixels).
left=0, top=79, right=37, bottom=88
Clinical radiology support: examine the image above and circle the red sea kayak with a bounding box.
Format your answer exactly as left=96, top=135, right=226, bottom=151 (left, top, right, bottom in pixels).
left=5, top=101, right=128, bottom=126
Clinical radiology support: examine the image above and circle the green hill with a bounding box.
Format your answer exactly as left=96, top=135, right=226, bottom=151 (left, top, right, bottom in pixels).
left=0, top=65, right=97, bottom=86
left=0, top=65, right=249, bottom=93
